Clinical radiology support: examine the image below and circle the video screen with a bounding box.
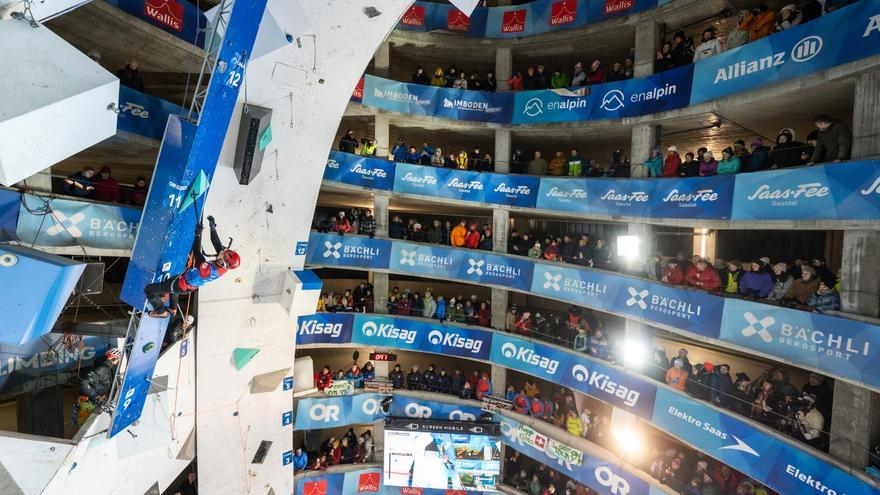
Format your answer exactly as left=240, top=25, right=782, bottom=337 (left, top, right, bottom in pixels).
left=383, top=423, right=501, bottom=491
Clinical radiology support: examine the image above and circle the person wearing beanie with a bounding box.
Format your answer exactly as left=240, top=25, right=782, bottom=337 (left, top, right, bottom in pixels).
left=807, top=280, right=841, bottom=313
left=698, top=151, right=718, bottom=176
left=768, top=128, right=806, bottom=169
left=678, top=152, right=699, bottom=177
left=810, top=256, right=835, bottom=287
left=742, top=138, right=770, bottom=172
left=717, top=147, right=741, bottom=175
left=663, top=146, right=682, bottom=177
left=645, top=147, right=664, bottom=177
left=776, top=4, right=802, bottom=31
left=787, top=265, right=820, bottom=305
left=768, top=262, right=794, bottom=301
left=721, top=260, right=743, bottom=294
left=693, top=27, right=722, bottom=61
left=732, top=140, right=747, bottom=157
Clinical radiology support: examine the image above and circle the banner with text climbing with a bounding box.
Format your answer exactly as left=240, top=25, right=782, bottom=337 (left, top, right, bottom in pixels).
left=690, top=0, right=880, bottom=104
left=325, top=154, right=878, bottom=222
left=396, top=0, right=658, bottom=39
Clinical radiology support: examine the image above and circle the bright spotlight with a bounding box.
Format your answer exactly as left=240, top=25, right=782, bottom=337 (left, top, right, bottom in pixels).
left=613, top=428, right=643, bottom=457
left=617, top=235, right=641, bottom=259
left=622, top=337, right=648, bottom=370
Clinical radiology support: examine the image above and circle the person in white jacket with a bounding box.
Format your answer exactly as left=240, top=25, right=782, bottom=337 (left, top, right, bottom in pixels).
left=693, top=28, right=723, bottom=61
left=422, top=290, right=437, bottom=319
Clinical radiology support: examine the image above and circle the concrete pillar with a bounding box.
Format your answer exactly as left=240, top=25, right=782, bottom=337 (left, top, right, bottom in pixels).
left=494, top=128, right=511, bottom=173
left=491, top=364, right=507, bottom=397
left=852, top=70, right=880, bottom=160
left=633, top=22, right=659, bottom=78
left=373, top=273, right=389, bottom=314
left=492, top=209, right=510, bottom=253
left=693, top=228, right=716, bottom=261
left=624, top=222, right=654, bottom=274
left=829, top=230, right=880, bottom=467
left=490, top=288, right=508, bottom=330
left=630, top=124, right=657, bottom=176
left=374, top=114, right=391, bottom=159
left=373, top=193, right=390, bottom=237
left=371, top=421, right=384, bottom=462
left=495, top=47, right=512, bottom=91
left=374, top=40, right=390, bottom=78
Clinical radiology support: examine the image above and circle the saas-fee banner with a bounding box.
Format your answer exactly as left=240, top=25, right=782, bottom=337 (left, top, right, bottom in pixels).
left=293, top=313, right=878, bottom=495
left=117, top=86, right=186, bottom=141
left=305, top=232, right=880, bottom=390
left=396, top=0, right=658, bottom=39
left=325, top=152, right=880, bottom=223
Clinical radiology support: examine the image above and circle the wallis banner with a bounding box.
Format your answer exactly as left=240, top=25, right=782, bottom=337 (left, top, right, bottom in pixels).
left=304, top=232, right=880, bottom=391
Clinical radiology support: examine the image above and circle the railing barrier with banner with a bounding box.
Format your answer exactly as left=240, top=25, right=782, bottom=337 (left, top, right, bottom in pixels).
left=295, top=312, right=880, bottom=495
left=304, top=232, right=880, bottom=391
left=325, top=151, right=880, bottom=223
left=362, top=1, right=880, bottom=125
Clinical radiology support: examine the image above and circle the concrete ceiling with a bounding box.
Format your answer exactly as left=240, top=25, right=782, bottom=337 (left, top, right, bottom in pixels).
left=53, top=134, right=160, bottom=185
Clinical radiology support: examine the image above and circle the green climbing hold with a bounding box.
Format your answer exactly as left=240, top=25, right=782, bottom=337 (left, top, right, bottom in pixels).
left=178, top=170, right=210, bottom=213
left=142, top=341, right=155, bottom=353
left=232, top=347, right=260, bottom=370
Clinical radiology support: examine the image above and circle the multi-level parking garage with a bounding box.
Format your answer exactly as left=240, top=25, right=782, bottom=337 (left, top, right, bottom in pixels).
left=0, top=0, right=879, bottom=494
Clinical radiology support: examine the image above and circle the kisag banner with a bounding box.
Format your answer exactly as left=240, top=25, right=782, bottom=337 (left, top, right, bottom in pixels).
left=305, top=232, right=391, bottom=269
left=690, top=0, right=880, bottom=104
left=106, top=0, right=206, bottom=47
left=351, top=313, right=493, bottom=360
left=324, top=152, right=395, bottom=190
left=362, top=75, right=512, bottom=124
left=511, top=65, right=693, bottom=124
left=499, top=416, right=660, bottom=495
left=651, top=388, right=878, bottom=495
left=296, top=312, right=355, bottom=345
left=397, top=0, right=658, bottom=39
left=117, top=86, right=186, bottom=141
left=719, top=299, right=880, bottom=390
left=294, top=394, right=386, bottom=430
left=731, top=160, right=880, bottom=221
left=328, top=156, right=875, bottom=222
left=17, top=194, right=141, bottom=251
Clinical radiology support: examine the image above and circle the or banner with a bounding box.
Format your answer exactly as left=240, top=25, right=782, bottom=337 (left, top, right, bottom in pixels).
left=324, top=153, right=396, bottom=190
left=362, top=75, right=513, bottom=124
left=17, top=194, right=140, bottom=250
left=690, top=0, right=880, bottom=104
left=117, top=86, right=186, bottom=141
left=396, top=0, right=658, bottom=39
left=294, top=394, right=386, bottom=430
left=106, top=0, right=206, bottom=47
left=0, top=188, right=20, bottom=241
left=327, top=154, right=880, bottom=222
left=108, top=315, right=169, bottom=437
left=651, top=388, right=877, bottom=495
left=388, top=396, right=484, bottom=421
left=305, top=232, right=880, bottom=389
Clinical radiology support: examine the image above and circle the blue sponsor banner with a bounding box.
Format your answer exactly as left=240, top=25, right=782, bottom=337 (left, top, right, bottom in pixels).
left=651, top=388, right=877, bottom=495
left=108, top=315, right=169, bottom=437
left=690, top=0, right=880, bottom=104
left=559, top=350, right=656, bottom=419
left=116, top=86, right=185, bottom=141
left=0, top=334, right=112, bottom=395
left=388, top=395, right=484, bottom=421
left=490, top=333, right=570, bottom=384
left=0, top=189, right=20, bottom=241
left=105, top=0, right=206, bottom=47
left=482, top=172, right=540, bottom=208
left=296, top=313, right=355, bottom=345
left=294, top=394, right=386, bottom=430
left=535, top=178, right=593, bottom=213
left=392, top=162, right=447, bottom=197
left=391, top=164, right=539, bottom=206
left=351, top=314, right=493, bottom=360
left=530, top=264, right=619, bottom=312
left=324, top=151, right=396, bottom=190
left=650, top=174, right=734, bottom=220
left=362, top=75, right=512, bottom=124
left=305, top=232, right=391, bottom=269
left=587, top=65, right=694, bottom=120
left=609, top=278, right=724, bottom=338
left=511, top=87, right=592, bottom=125
left=719, top=299, right=880, bottom=390
left=387, top=241, right=465, bottom=278
left=731, top=161, right=880, bottom=221
left=17, top=194, right=141, bottom=251
left=583, top=179, right=654, bottom=217
left=452, top=246, right=535, bottom=291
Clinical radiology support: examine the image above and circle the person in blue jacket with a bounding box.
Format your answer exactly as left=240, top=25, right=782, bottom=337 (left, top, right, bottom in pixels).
left=391, top=138, right=408, bottom=162
left=434, top=296, right=447, bottom=320
left=708, top=364, right=734, bottom=408
left=644, top=148, right=664, bottom=177
left=738, top=260, right=774, bottom=299
left=806, top=281, right=841, bottom=313
left=293, top=448, right=308, bottom=471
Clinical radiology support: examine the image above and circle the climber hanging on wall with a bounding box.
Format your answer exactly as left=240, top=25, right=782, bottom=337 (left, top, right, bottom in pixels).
left=143, top=215, right=240, bottom=318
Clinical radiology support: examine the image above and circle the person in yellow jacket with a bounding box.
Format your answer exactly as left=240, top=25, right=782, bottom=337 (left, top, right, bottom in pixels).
left=523, top=380, right=539, bottom=398
left=455, top=150, right=469, bottom=170
left=450, top=220, right=468, bottom=247
left=430, top=67, right=445, bottom=87
left=565, top=410, right=584, bottom=437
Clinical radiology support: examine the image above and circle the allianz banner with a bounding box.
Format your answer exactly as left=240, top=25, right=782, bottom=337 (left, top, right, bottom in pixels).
left=117, top=87, right=186, bottom=141
left=17, top=194, right=140, bottom=250
left=511, top=65, right=693, bottom=124
left=294, top=394, right=386, bottom=430
left=397, top=0, right=658, bottom=39
left=362, top=75, right=513, bottom=124
left=691, top=0, right=880, bottom=104
left=651, top=388, right=877, bottom=495
left=324, top=152, right=396, bottom=190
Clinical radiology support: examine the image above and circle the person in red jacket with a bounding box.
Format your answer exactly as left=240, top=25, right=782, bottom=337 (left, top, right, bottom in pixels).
left=476, top=372, right=492, bottom=400
left=315, top=366, right=333, bottom=390
left=514, top=311, right=532, bottom=336
left=662, top=259, right=685, bottom=285
left=685, top=258, right=722, bottom=292
left=333, top=211, right=350, bottom=235
left=93, top=166, right=120, bottom=203
left=662, top=146, right=682, bottom=177
left=465, top=223, right=481, bottom=249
